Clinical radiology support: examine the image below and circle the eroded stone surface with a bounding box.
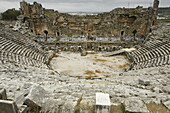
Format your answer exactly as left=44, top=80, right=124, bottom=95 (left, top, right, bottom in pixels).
left=0, top=88, right=7, bottom=100
left=0, top=100, right=19, bottom=113
left=163, top=101, right=170, bottom=110
left=124, top=98, right=149, bottom=113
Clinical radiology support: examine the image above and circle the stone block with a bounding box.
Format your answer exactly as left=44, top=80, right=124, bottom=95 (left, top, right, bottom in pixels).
left=162, top=85, right=170, bottom=94
left=163, top=100, right=170, bottom=110
left=96, top=92, right=111, bottom=113
left=24, top=85, right=49, bottom=107
left=22, top=85, right=49, bottom=113
left=0, top=100, right=19, bottom=113
left=23, top=98, right=41, bottom=113
left=15, top=90, right=29, bottom=106
left=124, top=98, right=149, bottom=113
left=0, top=88, right=7, bottom=100
left=139, top=79, right=150, bottom=86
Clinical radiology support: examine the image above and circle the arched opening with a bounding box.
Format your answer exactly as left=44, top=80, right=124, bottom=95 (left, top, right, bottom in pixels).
left=44, top=30, right=48, bottom=41
left=132, top=30, right=137, bottom=41
left=120, top=31, right=125, bottom=41
left=152, top=21, right=155, bottom=25
left=132, top=30, right=137, bottom=36
left=149, top=28, right=152, bottom=33
left=56, top=30, right=61, bottom=41
left=121, top=31, right=124, bottom=36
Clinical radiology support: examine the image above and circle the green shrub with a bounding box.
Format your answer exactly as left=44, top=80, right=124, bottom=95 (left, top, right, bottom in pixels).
left=1, top=9, right=20, bottom=20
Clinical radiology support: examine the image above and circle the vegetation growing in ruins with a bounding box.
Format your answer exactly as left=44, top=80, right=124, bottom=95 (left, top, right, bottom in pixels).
left=1, top=9, right=20, bottom=20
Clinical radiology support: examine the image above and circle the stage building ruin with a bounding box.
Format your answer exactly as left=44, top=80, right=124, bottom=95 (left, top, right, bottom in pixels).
left=19, top=0, right=159, bottom=41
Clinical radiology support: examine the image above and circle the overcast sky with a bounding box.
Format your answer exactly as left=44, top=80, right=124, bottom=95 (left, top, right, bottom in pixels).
left=0, top=0, right=169, bottom=12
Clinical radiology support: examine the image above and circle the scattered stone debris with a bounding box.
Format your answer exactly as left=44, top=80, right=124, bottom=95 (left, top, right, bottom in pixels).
left=0, top=0, right=170, bottom=112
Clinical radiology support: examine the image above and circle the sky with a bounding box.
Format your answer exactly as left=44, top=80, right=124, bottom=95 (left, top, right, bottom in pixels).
left=0, top=0, right=169, bottom=12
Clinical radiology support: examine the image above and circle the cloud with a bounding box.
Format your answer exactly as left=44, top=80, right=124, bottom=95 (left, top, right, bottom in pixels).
left=0, top=0, right=169, bottom=12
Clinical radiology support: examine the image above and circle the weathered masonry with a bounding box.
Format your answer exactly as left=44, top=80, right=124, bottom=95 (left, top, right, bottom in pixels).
left=19, top=0, right=159, bottom=40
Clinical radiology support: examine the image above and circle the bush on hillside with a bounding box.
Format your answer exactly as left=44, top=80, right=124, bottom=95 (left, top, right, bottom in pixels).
left=1, top=9, right=20, bottom=20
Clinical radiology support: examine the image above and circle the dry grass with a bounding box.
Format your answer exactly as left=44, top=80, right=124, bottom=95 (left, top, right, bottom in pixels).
left=95, top=59, right=107, bottom=62
left=84, top=70, right=95, bottom=75
left=76, top=75, right=83, bottom=79
left=147, top=103, right=170, bottom=113
left=76, top=75, right=98, bottom=79
left=118, top=63, right=130, bottom=69
left=95, top=70, right=103, bottom=73
left=104, top=75, right=110, bottom=78
left=85, top=75, right=98, bottom=80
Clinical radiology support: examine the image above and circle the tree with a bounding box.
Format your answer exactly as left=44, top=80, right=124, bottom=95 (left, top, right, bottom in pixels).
left=1, top=9, right=20, bottom=20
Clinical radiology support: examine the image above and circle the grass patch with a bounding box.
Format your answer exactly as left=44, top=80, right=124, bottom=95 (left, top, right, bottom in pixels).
left=76, top=75, right=83, bottom=79
left=104, top=75, right=110, bottom=78
left=159, top=19, right=170, bottom=22
left=95, top=59, right=107, bottom=62
left=76, top=75, right=98, bottom=79
left=118, top=63, right=130, bottom=69
left=95, top=70, right=103, bottom=73
left=85, top=75, right=98, bottom=80
left=84, top=70, right=95, bottom=75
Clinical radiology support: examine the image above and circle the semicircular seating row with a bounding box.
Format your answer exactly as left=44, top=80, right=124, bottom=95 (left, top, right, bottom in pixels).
left=0, top=36, right=48, bottom=68
left=128, top=40, right=170, bottom=70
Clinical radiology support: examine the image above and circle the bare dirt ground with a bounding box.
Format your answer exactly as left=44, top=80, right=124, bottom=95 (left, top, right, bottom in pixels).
left=50, top=52, right=130, bottom=79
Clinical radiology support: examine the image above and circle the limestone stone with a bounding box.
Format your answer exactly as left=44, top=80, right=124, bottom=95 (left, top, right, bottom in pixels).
left=19, top=0, right=158, bottom=40
left=139, top=79, right=151, bottom=86
left=163, top=101, right=170, bottom=110
left=23, top=98, right=41, bottom=113
left=15, top=90, right=29, bottom=106
left=153, top=87, right=162, bottom=93
left=0, top=100, right=19, bottom=113
left=124, top=98, right=149, bottom=113
left=61, top=100, right=77, bottom=113
left=0, top=88, right=7, bottom=100
left=41, top=99, right=61, bottom=113
left=24, top=85, right=49, bottom=107
left=162, top=85, right=170, bottom=94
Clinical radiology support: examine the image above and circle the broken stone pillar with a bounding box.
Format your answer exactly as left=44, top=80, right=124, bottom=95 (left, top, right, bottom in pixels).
left=0, top=100, right=19, bottom=113
left=0, top=88, right=7, bottom=100
left=95, top=92, right=111, bottom=113
left=152, top=0, right=159, bottom=25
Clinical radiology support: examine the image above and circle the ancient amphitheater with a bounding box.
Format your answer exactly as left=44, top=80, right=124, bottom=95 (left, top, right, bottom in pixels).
left=0, top=0, right=170, bottom=113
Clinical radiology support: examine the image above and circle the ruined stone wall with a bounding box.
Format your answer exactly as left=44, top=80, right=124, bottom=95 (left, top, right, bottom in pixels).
left=19, top=1, right=159, bottom=40
left=152, top=0, right=159, bottom=25
left=158, top=7, right=170, bottom=15
left=20, top=1, right=48, bottom=34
